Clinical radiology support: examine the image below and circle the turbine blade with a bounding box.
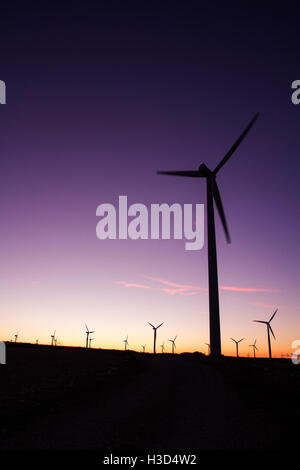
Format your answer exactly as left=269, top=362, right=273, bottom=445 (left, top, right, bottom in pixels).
left=238, top=338, right=244, bottom=343
left=211, top=180, right=231, bottom=243
left=213, top=113, right=259, bottom=174
left=148, top=322, right=155, bottom=328
left=157, top=170, right=204, bottom=178
left=269, top=308, right=278, bottom=323
left=157, top=322, right=164, bottom=329
left=230, top=338, right=236, bottom=343
left=253, top=320, right=267, bottom=324
left=269, top=324, right=276, bottom=340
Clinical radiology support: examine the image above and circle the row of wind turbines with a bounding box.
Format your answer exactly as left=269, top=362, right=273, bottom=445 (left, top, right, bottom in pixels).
left=11, top=308, right=278, bottom=358
left=229, top=308, right=278, bottom=358
left=123, top=322, right=178, bottom=354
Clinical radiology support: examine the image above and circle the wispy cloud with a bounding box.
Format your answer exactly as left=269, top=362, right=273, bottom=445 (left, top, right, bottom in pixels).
left=251, top=302, right=279, bottom=308
left=114, top=281, right=151, bottom=289
left=114, top=276, right=279, bottom=297
left=220, top=286, right=279, bottom=293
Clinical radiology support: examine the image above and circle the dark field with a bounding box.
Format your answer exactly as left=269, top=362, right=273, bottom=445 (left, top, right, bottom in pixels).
left=0, top=343, right=299, bottom=452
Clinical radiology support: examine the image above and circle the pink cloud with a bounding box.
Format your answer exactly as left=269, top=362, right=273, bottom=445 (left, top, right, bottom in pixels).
left=143, top=275, right=205, bottom=291
left=220, top=285, right=279, bottom=293
left=114, top=281, right=151, bottom=289
left=251, top=302, right=279, bottom=308
left=114, top=276, right=279, bottom=297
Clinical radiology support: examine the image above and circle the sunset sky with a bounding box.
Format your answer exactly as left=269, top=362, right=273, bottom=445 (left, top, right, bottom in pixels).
left=0, top=3, right=299, bottom=357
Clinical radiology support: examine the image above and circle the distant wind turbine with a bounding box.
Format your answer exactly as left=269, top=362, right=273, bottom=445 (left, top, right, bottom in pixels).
left=36, top=339, right=39, bottom=345
left=160, top=341, right=165, bottom=353
left=51, top=330, right=56, bottom=346
left=85, top=324, right=95, bottom=349
left=123, top=335, right=129, bottom=351
left=231, top=337, right=244, bottom=357
left=158, top=114, right=259, bottom=356
left=253, top=309, right=278, bottom=359
left=169, top=336, right=177, bottom=354
left=148, top=322, right=164, bottom=354
left=14, top=332, right=18, bottom=343
left=141, top=344, right=146, bottom=353
left=89, top=337, right=94, bottom=348
left=249, top=339, right=258, bottom=358
left=205, top=343, right=211, bottom=355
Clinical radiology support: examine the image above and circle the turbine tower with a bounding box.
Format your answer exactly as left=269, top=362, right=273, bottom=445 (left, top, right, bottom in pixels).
left=253, top=309, right=278, bottom=359
left=169, top=335, right=177, bottom=354
left=148, top=322, right=164, bottom=354
left=85, top=324, right=95, bottom=349
left=231, top=337, right=244, bottom=357
left=249, top=339, right=258, bottom=358
left=157, top=114, right=259, bottom=356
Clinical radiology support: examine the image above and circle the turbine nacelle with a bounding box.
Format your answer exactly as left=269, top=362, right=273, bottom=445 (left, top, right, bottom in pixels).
left=198, top=163, right=214, bottom=177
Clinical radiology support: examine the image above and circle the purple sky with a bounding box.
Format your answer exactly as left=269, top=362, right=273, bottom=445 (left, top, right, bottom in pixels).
left=0, top=3, right=299, bottom=355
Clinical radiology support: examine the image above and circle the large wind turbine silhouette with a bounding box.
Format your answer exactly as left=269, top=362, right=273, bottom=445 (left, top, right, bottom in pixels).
left=148, top=322, right=164, bottom=354
left=158, top=114, right=259, bottom=356
left=253, top=309, right=278, bottom=359
left=231, top=337, right=244, bottom=357
left=169, top=335, right=177, bottom=354
left=249, top=339, right=258, bottom=358
left=85, top=324, right=95, bottom=349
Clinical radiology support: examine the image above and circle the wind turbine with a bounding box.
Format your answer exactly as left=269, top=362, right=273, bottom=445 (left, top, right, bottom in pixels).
left=123, top=335, right=129, bottom=351
left=205, top=343, right=211, bottom=355
left=14, top=332, right=18, bottom=343
left=85, top=324, right=95, bottom=349
left=160, top=341, right=165, bottom=353
left=148, top=322, right=164, bottom=354
left=89, top=337, right=94, bottom=348
left=231, top=337, right=244, bottom=357
left=36, top=339, right=39, bottom=345
left=141, top=344, right=146, bottom=353
left=253, top=309, right=278, bottom=359
left=249, top=339, right=258, bottom=358
left=51, top=330, right=56, bottom=346
left=158, top=113, right=259, bottom=356
left=169, top=336, right=177, bottom=354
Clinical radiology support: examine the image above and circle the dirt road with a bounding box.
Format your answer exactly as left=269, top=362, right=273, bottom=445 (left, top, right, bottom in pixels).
left=2, top=355, right=268, bottom=450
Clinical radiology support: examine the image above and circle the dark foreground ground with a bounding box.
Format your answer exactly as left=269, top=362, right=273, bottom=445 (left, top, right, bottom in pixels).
left=0, top=343, right=299, bottom=454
